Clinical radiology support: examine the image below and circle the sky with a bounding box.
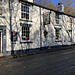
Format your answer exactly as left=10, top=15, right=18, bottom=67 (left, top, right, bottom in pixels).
left=50, top=0, right=58, bottom=6
left=34, top=0, right=75, bottom=8
left=33, top=0, right=58, bottom=6
left=48, top=0, right=75, bottom=8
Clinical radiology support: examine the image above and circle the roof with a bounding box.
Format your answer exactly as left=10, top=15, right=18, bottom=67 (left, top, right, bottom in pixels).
left=19, top=0, right=75, bottom=18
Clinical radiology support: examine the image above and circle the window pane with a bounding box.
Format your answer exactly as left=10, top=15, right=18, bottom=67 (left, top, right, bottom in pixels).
left=56, top=13, right=59, bottom=24
left=26, top=14, right=29, bottom=19
left=21, top=13, right=24, bottom=18
left=21, top=5, right=23, bottom=11
left=26, top=7, right=29, bottom=13
left=24, top=6, right=26, bottom=12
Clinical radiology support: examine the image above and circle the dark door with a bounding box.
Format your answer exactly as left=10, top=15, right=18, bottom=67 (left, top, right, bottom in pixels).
left=0, top=32, right=1, bottom=53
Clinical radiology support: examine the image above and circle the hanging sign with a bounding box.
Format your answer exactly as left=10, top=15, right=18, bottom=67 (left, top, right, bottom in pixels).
left=67, top=18, right=73, bottom=25
left=70, top=18, right=72, bottom=21
left=11, top=32, right=18, bottom=42
left=44, top=12, right=50, bottom=25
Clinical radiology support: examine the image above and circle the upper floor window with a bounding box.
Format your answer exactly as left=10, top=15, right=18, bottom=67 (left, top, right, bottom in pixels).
left=0, top=0, right=2, bottom=15
left=55, top=13, right=59, bottom=24
left=21, top=4, right=29, bottom=20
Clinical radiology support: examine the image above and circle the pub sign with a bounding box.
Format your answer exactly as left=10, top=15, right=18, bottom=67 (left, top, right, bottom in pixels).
left=11, top=32, right=18, bottom=42
left=44, top=12, right=50, bottom=25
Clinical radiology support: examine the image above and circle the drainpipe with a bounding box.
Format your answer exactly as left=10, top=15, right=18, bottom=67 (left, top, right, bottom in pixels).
left=40, top=7, right=42, bottom=50
left=71, top=19, right=72, bottom=45
left=9, top=0, right=14, bottom=55
left=70, top=18, right=72, bottom=45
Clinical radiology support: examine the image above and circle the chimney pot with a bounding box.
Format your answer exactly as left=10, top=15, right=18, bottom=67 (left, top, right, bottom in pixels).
left=57, top=2, right=64, bottom=12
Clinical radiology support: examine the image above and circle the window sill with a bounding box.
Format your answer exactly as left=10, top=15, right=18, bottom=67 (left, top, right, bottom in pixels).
left=0, top=16, right=5, bottom=18
left=20, top=19, right=32, bottom=22
left=55, top=24, right=62, bottom=26
left=55, top=40, right=62, bottom=42
left=44, top=24, right=50, bottom=25
left=20, top=40, right=33, bottom=44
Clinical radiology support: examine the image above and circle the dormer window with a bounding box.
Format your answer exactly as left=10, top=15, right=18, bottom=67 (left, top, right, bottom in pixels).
left=21, top=4, right=29, bottom=20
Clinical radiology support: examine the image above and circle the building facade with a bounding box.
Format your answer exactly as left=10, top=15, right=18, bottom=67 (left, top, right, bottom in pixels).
left=0, top=0, right=75, bottom=56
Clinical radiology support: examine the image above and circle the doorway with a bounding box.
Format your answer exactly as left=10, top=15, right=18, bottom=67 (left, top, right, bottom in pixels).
left=0, top=32, right=2, bottom=53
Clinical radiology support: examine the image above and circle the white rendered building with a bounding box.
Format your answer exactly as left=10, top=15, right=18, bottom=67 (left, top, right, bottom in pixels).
left=0, top=0, right=75, bottom=56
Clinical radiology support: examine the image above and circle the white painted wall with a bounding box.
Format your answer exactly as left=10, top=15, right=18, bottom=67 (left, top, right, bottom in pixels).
left=0, top=0, right=75, bottom=55
left=27, top=0, right=33, bottom=2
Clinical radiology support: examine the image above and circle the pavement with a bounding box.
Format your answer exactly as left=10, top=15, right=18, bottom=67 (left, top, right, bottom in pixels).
left=0, top=45, right=75, bottom=60
left=0, top=46, right=75, bottom=75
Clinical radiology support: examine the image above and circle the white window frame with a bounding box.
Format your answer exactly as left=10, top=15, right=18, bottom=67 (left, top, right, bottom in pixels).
left=21, top=26, right=30, bottom=41
left=21, top=3, right=29, bottom=20
left=55, top=13, right=59, bottom=24
left=55, top=28, right=61, bottom=41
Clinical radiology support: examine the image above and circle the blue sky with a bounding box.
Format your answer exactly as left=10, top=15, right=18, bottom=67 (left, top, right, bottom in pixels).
left=48, top=0, right=75, bottom=8
left=34, top=0, right=75, bottom=8
left=50, top=0, right=58, bottom=6
left=34, top=0, right=58, bottom=6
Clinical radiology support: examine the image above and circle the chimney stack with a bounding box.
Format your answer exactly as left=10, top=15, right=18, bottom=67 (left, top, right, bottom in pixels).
left=57, top=2, right=64, bottom=12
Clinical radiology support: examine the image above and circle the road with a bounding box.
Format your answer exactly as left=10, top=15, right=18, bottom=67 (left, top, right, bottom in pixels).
left=0, top=48, right=75, bottom=75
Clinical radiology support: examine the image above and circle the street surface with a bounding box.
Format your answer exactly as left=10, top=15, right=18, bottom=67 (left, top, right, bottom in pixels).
left=0, top=48, right=75, bottom=75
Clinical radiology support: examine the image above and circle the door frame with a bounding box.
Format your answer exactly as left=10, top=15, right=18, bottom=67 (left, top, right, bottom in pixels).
left=0, top=30, right=2, bottom=53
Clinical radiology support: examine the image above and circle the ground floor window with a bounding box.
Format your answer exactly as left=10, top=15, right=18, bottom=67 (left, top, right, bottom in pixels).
left=22, top=26, right=30, bottom=41
left=68, top=30, right=72, bottom=41
left=55, top=28, right=61, bottom=40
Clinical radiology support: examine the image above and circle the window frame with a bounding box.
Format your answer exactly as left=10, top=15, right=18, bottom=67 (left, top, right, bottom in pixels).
left=21, top=26, right=30, bottom=41
left=55, top=28, right=61, bottom=42
left=55, top=28, right=60, bottom=40
left=21, top=3, right=29, bottom=20
left=55, top=13, right=59, bottom=24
